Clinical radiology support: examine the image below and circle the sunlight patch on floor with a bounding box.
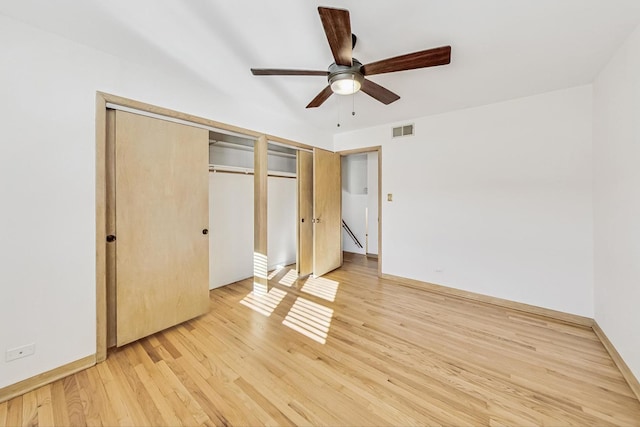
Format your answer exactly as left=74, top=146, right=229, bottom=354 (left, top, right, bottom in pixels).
left=267, top=265, right=284, bottom=280
left=253, top=282, right=268, bottom=295
left=283, top=297, right=334, bottom=344
left=240, top=287, right=287, bottom=317
left=301, top=276, right=340, bottom=302
left=278, top=269, right=298, bottom=287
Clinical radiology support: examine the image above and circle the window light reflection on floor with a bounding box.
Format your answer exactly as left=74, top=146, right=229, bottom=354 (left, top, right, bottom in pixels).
left=300, top=276, right=340, bottom=302
left=278, top=269, right=298, bottom=287
left=283, top=297, right=334, bottom=344
left=267, top=265, right=284, bottom=280
left=240, top=288, right=287, bottom=317
left=253, top=281, right=268, bottom=295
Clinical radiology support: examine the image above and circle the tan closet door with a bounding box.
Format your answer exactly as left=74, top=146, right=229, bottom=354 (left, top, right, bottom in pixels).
left=297, top=150, right=313, bottom=276
left=115, top=110, right=209, bottom=346
left=313, top=148, right=342, bottom=276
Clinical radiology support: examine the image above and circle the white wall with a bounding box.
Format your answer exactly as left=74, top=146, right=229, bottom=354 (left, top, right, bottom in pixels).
left=267, top=177, right=297, bottom=269
left=210, top=144, right=255, bottom=169
left=341, top=191, right=367, bottom=254
left=335, top=86, right=594, bottom=317
left=0, top=15, right=328, bottom=389
left=208, top=173, right=254, bottom=289
left=267, top=151, right=296, bottom=174
left=343, top=154, right=368, bottom=195
left=342, top=155, right=368, bottom=254
left=593, top=24, right=640, bottom=380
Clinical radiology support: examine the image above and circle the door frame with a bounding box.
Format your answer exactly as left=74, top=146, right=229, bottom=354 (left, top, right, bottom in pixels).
left=338, top=146, right=382, bottom=277
left=95, top=92, right=313, bottom=362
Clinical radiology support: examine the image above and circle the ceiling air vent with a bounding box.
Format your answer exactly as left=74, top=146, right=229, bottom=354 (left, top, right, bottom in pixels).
left=392, top=123, right=414, bottom=138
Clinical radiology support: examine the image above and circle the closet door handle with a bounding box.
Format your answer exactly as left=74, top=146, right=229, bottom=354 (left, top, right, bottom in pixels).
left=106, top=234, right=116, bottom=243
left=202, top=229, right=209, bottom=235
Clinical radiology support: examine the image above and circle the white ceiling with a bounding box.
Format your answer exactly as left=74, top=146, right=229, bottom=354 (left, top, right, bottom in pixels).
left=2, top=0, right=640, bottom=135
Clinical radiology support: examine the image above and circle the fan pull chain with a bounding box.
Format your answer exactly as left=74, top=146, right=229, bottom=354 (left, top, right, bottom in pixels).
left=336, top=95, right=341, bottom=127
left=352, top=89, right=356, bottom=117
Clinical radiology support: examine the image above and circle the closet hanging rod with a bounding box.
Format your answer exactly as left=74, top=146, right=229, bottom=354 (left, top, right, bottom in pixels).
left=267, top=139, right=313, bottom=154
left=105, top=102, right=258, bottom=141
left=208, top=164, right=296, bottom=179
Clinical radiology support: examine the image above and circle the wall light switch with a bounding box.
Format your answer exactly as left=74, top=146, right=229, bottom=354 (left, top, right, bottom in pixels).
left=387, top=193, right=393, bottom=202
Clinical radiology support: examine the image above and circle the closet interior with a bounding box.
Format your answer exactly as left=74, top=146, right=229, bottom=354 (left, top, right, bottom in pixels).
left=208, top=131, right=298, bottom=289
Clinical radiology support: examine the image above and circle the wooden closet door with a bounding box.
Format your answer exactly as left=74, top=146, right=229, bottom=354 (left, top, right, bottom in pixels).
left=115, top=110, right=209, bottom=346
left=313, top=148, right=342, bottom=277
left=297, top=150, right=313, bottom=276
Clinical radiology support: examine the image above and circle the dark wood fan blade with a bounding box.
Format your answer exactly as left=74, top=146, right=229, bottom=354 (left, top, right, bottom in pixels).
left=306, top=85, right=334, bottom=108
left=318, top=7, right=352, bottom=66
left=361, top=79, right=400, bottom=105
left=251, top=69, right=328, bottom=76
left=362, top=46, right=451, bottom=76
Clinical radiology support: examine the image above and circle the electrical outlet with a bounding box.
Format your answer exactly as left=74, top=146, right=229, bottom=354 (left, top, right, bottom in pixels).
left=6, top=343, right=35, bottom=362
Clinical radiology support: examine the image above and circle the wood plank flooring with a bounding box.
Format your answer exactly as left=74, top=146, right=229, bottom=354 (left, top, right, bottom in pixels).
left=2, top=253, right=640, bottom=426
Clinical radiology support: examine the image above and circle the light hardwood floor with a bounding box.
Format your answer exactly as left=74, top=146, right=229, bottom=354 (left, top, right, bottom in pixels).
left=3, top=253, right=640, bottom=426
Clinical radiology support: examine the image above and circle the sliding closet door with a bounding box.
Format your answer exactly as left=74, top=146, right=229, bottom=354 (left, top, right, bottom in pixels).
left=114, top=110, right=209, bottom=346
left=313, top=148, right=342, bottom=276
left=297, top=150, right=313, bottom=276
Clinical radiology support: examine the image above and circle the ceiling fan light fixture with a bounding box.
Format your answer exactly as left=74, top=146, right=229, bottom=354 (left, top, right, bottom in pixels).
left=330, top=72, right=363, bottom=95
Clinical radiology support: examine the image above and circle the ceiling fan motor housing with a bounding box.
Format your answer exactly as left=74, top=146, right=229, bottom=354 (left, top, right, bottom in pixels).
left=328, top=59, right=364, bottom=95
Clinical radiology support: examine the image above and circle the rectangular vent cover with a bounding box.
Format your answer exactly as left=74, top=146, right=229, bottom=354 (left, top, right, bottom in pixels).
left=392, top=124, right=414, bottom=138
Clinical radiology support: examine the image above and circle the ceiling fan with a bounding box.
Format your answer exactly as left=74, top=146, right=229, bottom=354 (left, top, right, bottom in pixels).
left=251, top=6, right=451, bottom=108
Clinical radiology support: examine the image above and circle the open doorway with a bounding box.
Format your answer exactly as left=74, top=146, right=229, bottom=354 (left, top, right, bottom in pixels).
left=340, top=148, right=381, bottom=275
